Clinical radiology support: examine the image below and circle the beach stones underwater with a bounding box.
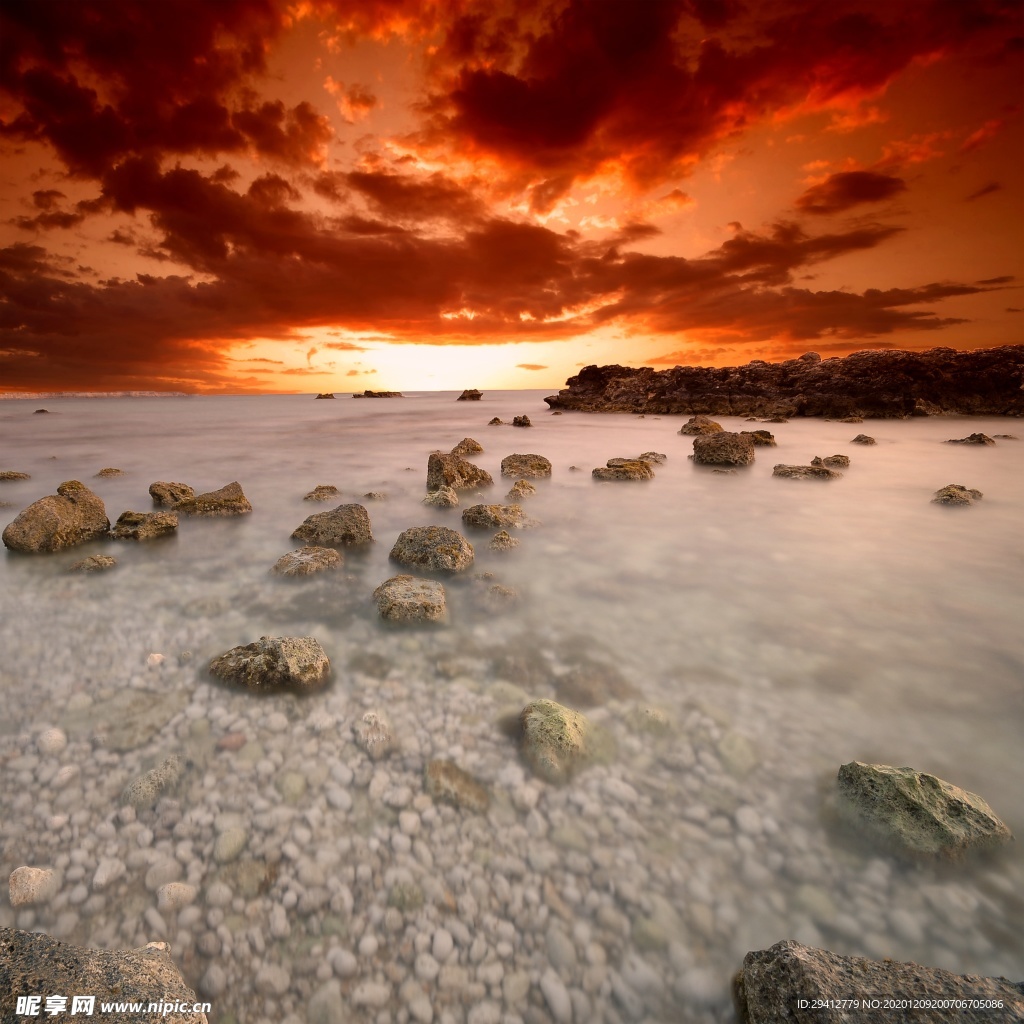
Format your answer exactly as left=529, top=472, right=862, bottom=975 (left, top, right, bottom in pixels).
left=932, top=483, right=983, bottom=506
left=292, top=503, right=373, bottom=546
left=390, top=525, right=474, bottom=573
left=691, top=432, right=756, bottom=467
left=424, top=760, right=490, bottom=812
left=373, top=575, right=447, bottom=623
left=2, top=480, right=110, bottom=553
left=173, top=480, right=251, bottom=516
left=209, top=636, right=331, bottom=692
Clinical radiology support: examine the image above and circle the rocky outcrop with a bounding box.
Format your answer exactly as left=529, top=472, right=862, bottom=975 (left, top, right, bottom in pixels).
left=740, top=429, right=776, bottom=446
left=149, top=481, right=194, bottom=506
left=850, top=434, right=876, bottom=444
left=811, top=454, right=850, bottom=470
left=2, top=480, right=110, bottom=553
left=314, top=392, right=336, bottom=399
left=292, top=503, right=373, bottom=546
left=734, top=940, right=1023, bottom=1024
left=835, top=761, right=1013, bottom=861
left=353, top=389, right=403, bottom=398
left=209, top=636, right=331, bottom=692
left=692, top=432, right=755, bottom=467
left=461, top=504, right=527, bottom=529
left=544, top=345, right=1024, bottom=418
left=272, top=546, right=342, bottom=576
left=68, top=554, right=117, bottom=572
left=427, top=452, right=493, bottom=491
left=457, top=389, right=483, bottom=401
left=111, top=510, right=178, bottom=540
left=773, top=464, right=842, bottom=480
left=500, top=454, right=552, bottom=478
left=592, top=459, right=655, bottom=481
left=519, top=699, right=591, bottom=784
left=422, top=485, right=459, bottom=508
left=679, top=414, right=722, bottom=435
left=425, top=760, right=489, bottom=812
left=451, top=437, right=483, bottom=456
left=173, top=481, right=251, bottom=516
left=373, top=575, right=448, bottom=623
left=304, top=484, right=340, bottom=502
left=946, top=432, right=995, bottom=445
left=932, top=483, right=983, bottom=506
left=0, top=928, right=208, bottom=1024
left=390, top=525, right=474, bottom=573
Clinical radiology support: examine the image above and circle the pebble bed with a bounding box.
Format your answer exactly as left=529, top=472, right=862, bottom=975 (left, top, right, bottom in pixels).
left=0, top=393, right=1021, bottom=1024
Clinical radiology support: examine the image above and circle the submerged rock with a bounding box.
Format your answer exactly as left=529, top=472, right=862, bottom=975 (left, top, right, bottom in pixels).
left=811, top=454, right=851, bottom=470
left=679, top=414, right=723, bottom=435
left=592, top=459, right=654, bottom=481
left=373, top=575, right=447, bottom=623
left=500, top=453, right=552, bottom=478
left=390, top=525, right=474, bottom=573
left=554, top=659, right=637, bottom=708
left=354, top=389, right=403, bottom=398
left=835, top=761, right=1013, bottom=861
left=458, top=389, right=483, bottom=401
left=174, top=481, right=251, bottom=517
left=95, top=467, right=125, bottom=478
left=735, top=940, right=1024, bottom=1024
left=2, top=480, right=110, bottom=553
left=451, top=437, right=483, bottom=456
left=489, top=530, right=519, bottom=552
left=932, top=483, right=984, bottom=506
left=519, top=699, right=591, bottom=784
left=292, top=503, right=373, bottom=546
left=111, top=510, right=178, bottom=540
left=304, top=484, right=340, bottom=502
left=850, top=434, right=876, bottom=445
left=149, top=481, right=194, bottom=506
left=506, top=479, right=537, bottom=501
left=121, top=756, right=185, bottom=809
left=209, top=636, right=331, bottom=692
left=462, top=503, right=527, bottom=529
left=354, top=710, right=393, bottom=760
left=772, top=464, right=842, bottom=480
left=425, top=760, right=490, bottom=812
left=272, top=545, right=342, bottom=576
left=68, top=554, right=117, bottom=573
left=945, top=432, right=995, bottom=445
left=422, top=485, right=459, bottom=508
left=427, top=452, right=493, bottom=491
left=638, top=451, right=668, bottom=463
left=691, top=432, right=755, bottom=467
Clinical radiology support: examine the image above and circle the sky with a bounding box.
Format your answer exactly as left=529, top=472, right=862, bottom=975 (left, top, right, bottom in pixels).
left=0, top=0, right=1021, bottom=394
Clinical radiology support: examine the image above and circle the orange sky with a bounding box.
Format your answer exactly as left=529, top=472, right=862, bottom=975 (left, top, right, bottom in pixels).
left=1, top=0, right=1021, bottom=393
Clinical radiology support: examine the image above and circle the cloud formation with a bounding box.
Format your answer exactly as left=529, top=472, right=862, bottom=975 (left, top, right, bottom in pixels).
left=795, top=171, right=907, bottom=215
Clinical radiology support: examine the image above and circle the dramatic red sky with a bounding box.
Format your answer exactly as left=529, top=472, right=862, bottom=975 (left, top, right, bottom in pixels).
left=1, top=0, right=1021, bottom=393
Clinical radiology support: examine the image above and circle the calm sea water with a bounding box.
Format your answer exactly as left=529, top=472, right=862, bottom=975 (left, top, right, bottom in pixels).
left=1, top=392, right=1021, bottom=1021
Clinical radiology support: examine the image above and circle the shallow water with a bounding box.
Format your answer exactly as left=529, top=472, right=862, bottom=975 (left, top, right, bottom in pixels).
left=1, top=393, right=1021, bottom=1023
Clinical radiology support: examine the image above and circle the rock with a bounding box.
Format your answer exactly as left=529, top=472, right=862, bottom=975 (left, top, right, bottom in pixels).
left=111, top=510, right=178, bottom=540
left=304, top=484, right=340, bottom=502
left=489, top=530, right=519, bottom=552
left=993, top=433, right=1019, bottom=439
left=95, top=467, right=124, bottom=477
left=373, top=575, right=447, bottom=623
left=122, top=756, right=185, bottom=809
left=0, top=471, right=31, bottom=480
left=354, top=390, right=403, bottom=398
left=461, top=504, right=527, bottom=529
left=839, top=415, right=863, bottom=422
left=68, top=554, right=117, bottom=573
left=424, top=760, right=490, bottom=813
left=314, top=392, right=336, bottom=399
left=9, top=868, right=58, bottom=907
left=735, top=940, right=1024, bottom=1024
left=62, top=688, right=189, bottom=753
left=157, top=883, right=196, bottom=912
left=505, top=479, right=537, bottom=501
left=213, top=828, right=248, bottom=864
left=520, top=699, right=592, bottom=784
left=692, top=432, right=755, bottom=467
left=0, top=928, right=208, bottom=1023
left=292, top=503, right=373, bottom=546
left=593, top=459, right=655, bottom=481
left=272, top=546, right=342, bottom=576
left=37, top=727, right=67, bottom=755
left=638, top=451, right=667, bottom=463
left=488, top=417, right=504, bottom=425
left=209, top=636, right=331, bottom=692
left=173, top=481, right=251, bottom=517
left=625, top=705, right=672, bottom=736
left=354, top=710, right=393, bottom=760
left=364, top=490, right=386, bottom=500
left=540, top=968, right=573, bottom=1023
left=932, top=483, right=983, bottom=506
left=772, top=464, right=842, bottom=480
left=835, top=761, right=1014, bottom=861
left=451, top=437, right=484, bottom=456
left=739, top=429, right=777, bottom=446
left=422, top=485, right=459, bottom=508
left=458, top=389, right=483, bottom=401
left=512, top=415, right=532, bottom=427
left=945, top=432, right=995, bottom=445
left=850, top=434, right=876, bottom=445
left=427, top=452, right=493, bottom=491
left=149, top=481, right=194, bottom=506
left=34, top=408, right=49, bottom=413
left=390, top=525, right=474, bottom=573
left=2, top=480, right=110, bottom=553
left=680, top=414, right=723, bottom=435
left=810, top=454, right=850, bottom=470
left=500, top=454, right=552, bottom=478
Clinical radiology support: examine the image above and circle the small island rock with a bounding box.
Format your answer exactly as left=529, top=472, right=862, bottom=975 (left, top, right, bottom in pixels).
left=945, top=432, right=995, bottom=445
left=2, top=480, right=110, bottom=553
left=209, top=636, right=331, bottom=692
left=95, top=467, right=125, bottom=478
left=850, top=434, right=876, bottom=445
left=932, top=483, right=983, bottom=506
left=457, top=389, right=482, bottom=401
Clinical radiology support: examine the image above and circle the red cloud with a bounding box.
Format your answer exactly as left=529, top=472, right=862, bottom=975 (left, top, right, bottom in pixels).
left=796, top=171, right=907, bottom=215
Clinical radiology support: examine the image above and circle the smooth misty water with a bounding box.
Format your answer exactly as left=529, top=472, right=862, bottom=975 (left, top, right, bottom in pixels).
left=0, top=392, right=1021, bottom=1023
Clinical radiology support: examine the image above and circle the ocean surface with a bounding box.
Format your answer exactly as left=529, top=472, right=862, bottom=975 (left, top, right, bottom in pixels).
left=1, top=391, right=1021, bottom=1023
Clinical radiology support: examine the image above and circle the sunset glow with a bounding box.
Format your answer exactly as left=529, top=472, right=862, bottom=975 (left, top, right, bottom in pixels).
left=1, top=0, right=1021, bottom=393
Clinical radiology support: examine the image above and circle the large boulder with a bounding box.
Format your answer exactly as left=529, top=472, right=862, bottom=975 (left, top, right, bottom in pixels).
left=271, top=546, right=342, bottom=576
left=0, top=928, right=208, bottom=1024
left=835, top=761, right=1013, bottom=861
left=500, top=454, right=552, bottom=478
left=932, top=483, right=983, bottom=506
left=173, top=481, right=251, bottom=516
left=373, top=575, right=447, bottom=623
left=592, top=459, right=654, bottom=481
left=149, top=481, right=194, bottom=506
left=2, top=480, right=109, bottom=553
left=292, top=503, right=373, bottom=546
left=111, top=510, right=178, bottom=540
left=519, top=699, right=591, bottom=784
left=209, top=636, right=331, bottom=692
left=427, top=452, right=493, bottom=491
left=692, top=432, right=755, bottom=467
left=735, top=940, right=1023, bottom=1024
left=679, top=414, right=723, bottom=435
left=461, top=504, right=527, bottom=529
left=390, top=526, right=474, bottom=573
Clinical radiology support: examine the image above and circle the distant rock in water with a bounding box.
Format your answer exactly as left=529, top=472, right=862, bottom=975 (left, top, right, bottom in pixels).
left=353, top=389, right=403, bottom=398
left=450, top=437, right=483, bottom=456
left=544, top=345, right=1024, bottom=418
left=691, top=432, right=755, bottom=467
left=739, top=429, right=776, bottom=447
left=33, top=408, right=49, bottom=414
left=149, top=481, right=194, bottom=506
left=679, top=414, right=722, bottom=435
left=314, top=392, right=336, bottom=399
left=512, top=415, right=532, bottom=427
left=111, top=510, right=178, bottom=540
left=95, top=467, right=124, bottom=478
left=850, top=433, right=876, bottom=445
left=2, top=480, right=110, bottom=553
left=304, top=484, right=340, bottom=502
left=500, top=454, right=551, bottom=478
left=174, top=481, right=251, bottom=517
left=945, top=432, right=995, bottom=445
left=773, top=464, right=842, bottom=480
left=457, top=389, right=482, bottom=401
left=0, top=471, right=31, bottom=481
left=209, top=636, right=330, bottom=692
left=932, top=483, right=983, bottom=506
left=488, top=417, right=504, bottom=425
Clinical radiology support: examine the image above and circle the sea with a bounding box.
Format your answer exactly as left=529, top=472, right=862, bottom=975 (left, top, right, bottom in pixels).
left=1, top=391, right=1021, bottom=1023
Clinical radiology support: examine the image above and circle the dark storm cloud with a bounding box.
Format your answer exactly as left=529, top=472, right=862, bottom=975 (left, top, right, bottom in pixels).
left=795, top=172, right=908, bottom=215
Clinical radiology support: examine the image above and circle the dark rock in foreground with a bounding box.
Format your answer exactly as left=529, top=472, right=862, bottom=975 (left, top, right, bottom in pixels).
left=2, top=480, right=110, bottom=553
left=457, top=389, right=482, bottom=401
left=0, top=928, right=207, bottom=1024
left=692, top=432, right=755, bottom=467
left=544, top=345, right=1024, bottom=418
left=209, top=636, right=330, bottom=692
left=173, top=481, right=251, bottom=517
left=734, top=939, right=1023, bottom=1024
left=111, top=510, right=178, bottom=540
left=932, top=483, right=983, bottom=506
left=149, top=481, right=194, bottom=506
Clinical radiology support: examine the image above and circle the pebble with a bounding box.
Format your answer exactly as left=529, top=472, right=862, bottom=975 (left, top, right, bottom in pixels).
left=92, top=858, right=126, bottom=891
left=432, top=928, right=454, bottom=961
left=157, top=882, right=196, bottom=912
left=255, top=964, right=291, bottom=996
left=36, top=728, right=67, bottom=756
left=540, top=968, right=573, bottom=1023
left=352, top=981, right=391, bottom=1008
left=213, top=827, right=248, bottom=863
left=329, top=948, right=357, bottom=978
left=8, top=867, right=57, bottom=906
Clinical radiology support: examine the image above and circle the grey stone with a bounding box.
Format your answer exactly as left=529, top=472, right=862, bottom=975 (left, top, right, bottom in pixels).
left=593, top=458, right=655, bottom=481
left=945, top=433, right=995, bottom=445
left=811, top=454, right=850, bottom=470
left=122, top=756, right=185, bottom=809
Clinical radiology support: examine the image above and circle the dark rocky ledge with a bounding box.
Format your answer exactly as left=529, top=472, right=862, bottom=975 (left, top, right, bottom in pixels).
left=543, top=345, right=1024, bottom=418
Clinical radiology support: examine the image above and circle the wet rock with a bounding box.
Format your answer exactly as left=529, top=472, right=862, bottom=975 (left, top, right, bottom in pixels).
left=149, top=481, right=194, bottom=506
left=488, top=530, right=519, bottom=552
left=850, top=434, right=876, bottom=445
left=122, top=756, right=185, bottom=809
left=692, top=432, right=755, bottom=467
left=0, top=928, right=208, bottom=1024
left=354, top=711, right=393, bottom=760
left=462, top=504, right=527, bottom=530
left=427, top=452, right=493, bottom=491
left=512, top=415, right=532, bottom=427
left=451, top=437, right=483, bottom=456
left=173, top=481, right=252, bottom=517
left=2, top=480, right=110, bottom=553
left=945, top=433, right=995, bottom=445
left=680, top=415, right=723, bottom=435
left=593, top=459, right=654, bottom=481
left=111, top=510, right=178, bottom=540
left=519, top=699, right=592, bottom=784
left=68, top=554, right=117, bottom=573
left=9, top=868, right=58, bottom=907
left=993, top=433, right=1019, bottom=439
left=500, top=454, right=552, bottom=478
left=424, top=760, right=490, bottom=813
left=95, top=467, right=125, bottom=478
left=422, top=485, right=459, bottom=508
left=772, top=464, right=842, bottom=480
left=272, top=545, right=342, bottom=576
left=373, top=575, right=448, bottom=623
left=292, top=503, right=373, bottom=546
left=390, top=525, right=474, bottom=573
left=932, top=483, right=983, bottom=506
left=0, top=471, right=31, bottom=481
left=458, top=389, right=483, bottom=401
left=811, top=454, right=850, bottom=470
left=734, top=939, right=1024, bottom=1024
left=739, top=429, right=777, bottom=446
left=209, top=636, right=331, bottom=693
left=304, top=484, right=340, bottom=502
left=835, top=761, right=1014, bottom=861
left=505, top=479, right=537, bottom=501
